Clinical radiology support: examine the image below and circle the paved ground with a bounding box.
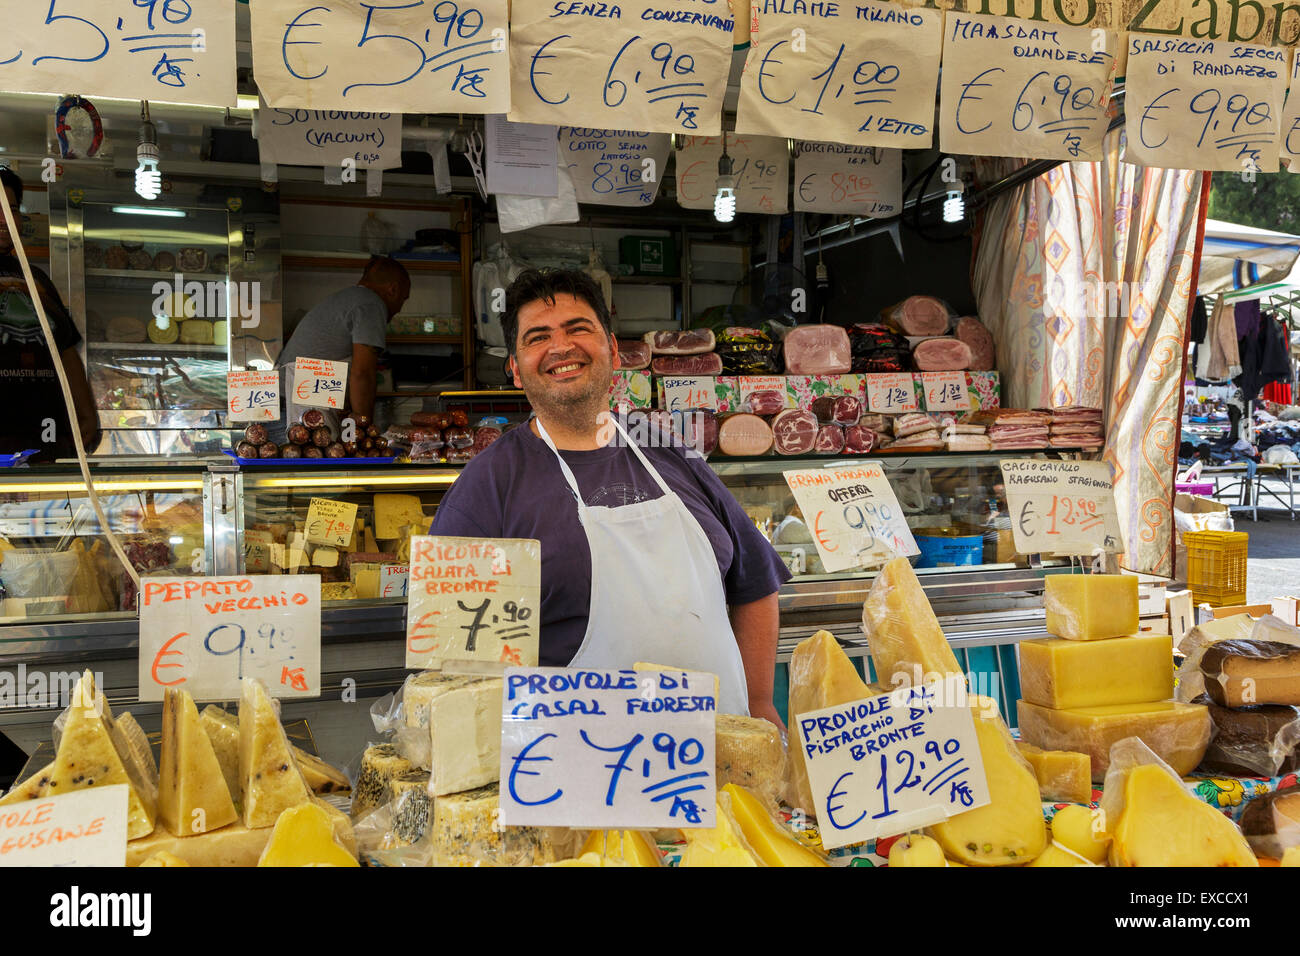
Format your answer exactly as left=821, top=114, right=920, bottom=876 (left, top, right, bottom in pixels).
left=1234, top=477, right=1300, bottom=605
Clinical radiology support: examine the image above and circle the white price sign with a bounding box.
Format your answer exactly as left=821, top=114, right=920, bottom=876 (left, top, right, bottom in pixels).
left=794, top=144, right=902, bottom=217
left=499, top=666, right=716, bottom=828
left=560, top=127, right=670, bottom=207
left=256, top=99, right=402, bottom=170
left=921, top=371, right=969, bottom=412
left=783, top=463, right=919, bottom=573
left=675, top=134, right=789, bottom=215
left=0, top=786, right=128, bottom=868
left=380, top=564, right=409, bottom=598
left=406, top=536, right=540, bottom=669
left=999, top=459, right=1123, bottom=556
left=865, top=372, right=918, bottom=413
left=795, top=677, right=990, bottom=850
left=137, top=575, right=322, bottom=702
left=661, top=376, right=719, bottom=412
left=292, top=358, right=348, bottom=411
left=227, top=370, right=281, bottom=423
left=305, top=498, right=358, bottom=548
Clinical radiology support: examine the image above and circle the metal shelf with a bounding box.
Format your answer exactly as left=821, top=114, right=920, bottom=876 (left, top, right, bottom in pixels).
left=281, top=253, right=460, bottom=272
left=86, top=268, right=226, bottom=281
left=88, top=341, right=227, bottom=354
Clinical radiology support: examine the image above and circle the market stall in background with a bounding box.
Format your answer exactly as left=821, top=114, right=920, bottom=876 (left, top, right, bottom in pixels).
left=0, top=0, right=1296, bottom=871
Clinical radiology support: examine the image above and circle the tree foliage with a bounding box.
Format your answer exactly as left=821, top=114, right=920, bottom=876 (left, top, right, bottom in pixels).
left=1209, top=173, right=1300, bottom=232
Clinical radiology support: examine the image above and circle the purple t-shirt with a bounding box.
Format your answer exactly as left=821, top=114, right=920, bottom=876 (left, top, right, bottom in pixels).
left=428, top=420, right=791, bottom=666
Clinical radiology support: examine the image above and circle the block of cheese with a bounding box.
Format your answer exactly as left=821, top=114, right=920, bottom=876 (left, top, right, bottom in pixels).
left=862, top=556, right=961, bottom=686
left=723, top=783, right=827, bottom=867
left=257, top=802, right=359, bottom=867
left=1044, top=574, right=1139, bottom=641
left=430, top=784, right=567, bottom=866
left=126, top=801, right=354, bottom=866
left=178, top=319, right=213, bottom=344
left=634, top=661, right=720, bottom=698
left=138, top=851, right=190, bottom=867
left=294, top=748, right=351, bottom=795
left=352, top=743, right=414, bottom=819
left=1015, top=742, right=1093, bottom=804
left=1020, top=634, right=1173, bottom=709
left=1239, top=784, right=1300, bottom=860
left=429, top=678, right=504, bottom=796
left=351, top=566, right=381, bottom=599
left=388, top=770, right=431, bottom=847
left=927, top=697, right=1047, bottom=866
left=404, top=671, right=480, bottom=728
left=158, top=687, right=238, bottom=836
left=114, top=712, right=158, bottom=788
left=373, top=493, right=426, bottom=540
left=47, top=671, right=156, bottom=839
left=716, top=715, right=786, bottom=814
left=1200, top=639, right=1300, bottom=707
left=1017, top=699, right=1211, bottom=781
left=212, top=320, right=228, bottom=345
left=678, top=788, right=763, bottom=867
left=320, top=582, right=356, bottom=601
left=786, top=630, right=879, bottom=818
left=238, top=677, right=312, bottom=828
left=0, top=762, right=52, bottom=806
left=1196, top=697, right=1300, bottom=777
left=1109, top=764, right=1256, bottom=867
left=199, top=705, right=241, bottom=800
left=1284, top=846, right=1300, bottom=866
left=147, top=316, right=180, bottom=344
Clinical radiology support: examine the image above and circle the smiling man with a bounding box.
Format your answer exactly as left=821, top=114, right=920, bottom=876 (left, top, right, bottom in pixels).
left=429, top=268, right=790, bottom=725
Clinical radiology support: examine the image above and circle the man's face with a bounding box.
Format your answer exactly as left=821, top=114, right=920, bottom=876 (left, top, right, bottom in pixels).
left=509, top=293, right=619, bottom=417
left=0, top=186, right=16, bottom=254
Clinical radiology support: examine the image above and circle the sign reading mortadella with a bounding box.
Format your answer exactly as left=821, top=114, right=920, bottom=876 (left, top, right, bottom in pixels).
left=508, top=0, right=734, bottom=134
left=1124, top=33, right=1286, bottom=172
left=735, top=0, right=942, bottom=149
left=250, top=0, right=510, bottom=112
left=939, top=12, right=1115, bottom=161
left=794, top=143, right=902, bottom=216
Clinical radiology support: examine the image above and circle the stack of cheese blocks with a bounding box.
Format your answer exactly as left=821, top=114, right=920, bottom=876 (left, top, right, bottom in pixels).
left=0, top=671, right=357, bottom=866
left=350, top=667, right=798, bottom=866
left=1016, top=575, right=1211, bottom=786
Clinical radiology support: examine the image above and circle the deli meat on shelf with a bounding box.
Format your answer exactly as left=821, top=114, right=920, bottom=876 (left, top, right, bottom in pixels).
left=883, top=295, right=950, bottom=336
left=843, top=424, right=876, bottom=454
left=747, top=389, right=787, bottom=416
left=912, top=337, right=973, bottom=372
left=946, top=433, right=992, bottom=451
left=644, top=329, right=716, bottom=355
left=858, top=413, right=892, bottom=436
left=848, top=323, right=911, bottom=374
left=888, top=430, right=942, bottom=448
left=782, top=325, right=852, bottom=375
left=616, top=339, right=651, bottom=370
left=971, top=409, right=1052, bottom=428
left=893, top=412, right=937, bottom=439
left=814, top=424, right=845, bottom=454
left=651, top=353, right=723, bottom=376
left=811, top=395, right=862, bottom=425
left=956, top=316, right=996, bottom=371
left=717, top=413, right=774, bottom=456
left=771, top=408, right=819, bottom=455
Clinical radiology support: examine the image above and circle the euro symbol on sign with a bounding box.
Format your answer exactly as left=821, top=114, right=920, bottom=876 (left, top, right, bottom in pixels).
left=1018, top=500, right=1036, bottom=538
left=814, top=510, right=838, bottom=553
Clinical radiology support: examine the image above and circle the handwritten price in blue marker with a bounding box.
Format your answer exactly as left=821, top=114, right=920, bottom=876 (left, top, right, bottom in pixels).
left=1138, top=88, right=1274, bottom=166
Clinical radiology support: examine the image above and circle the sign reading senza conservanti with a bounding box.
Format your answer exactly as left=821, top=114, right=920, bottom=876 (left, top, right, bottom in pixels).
left=783, top=463, right=919, bottom=572
left=406, top=536, right=541, bottom=669
left=1000, top=458, right=1123, bottom=555
left=796, top=676, right=990, bottom=850
left=499, top=666, right=716, bottom=828
left=138, top=575, right=322, bottom=701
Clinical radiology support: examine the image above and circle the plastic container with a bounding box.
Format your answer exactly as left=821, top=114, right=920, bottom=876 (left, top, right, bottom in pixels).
left=913, top=527, right=983, bottom=568
left=1176, top=481, right=1214, bottom=496
left=1184, top=529, right=1248, bottom=607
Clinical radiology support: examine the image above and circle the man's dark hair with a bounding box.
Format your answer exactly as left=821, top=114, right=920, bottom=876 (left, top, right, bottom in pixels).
left=0, top=167, right=22, bottom=207
left=503, top=268, right=611, bottom=355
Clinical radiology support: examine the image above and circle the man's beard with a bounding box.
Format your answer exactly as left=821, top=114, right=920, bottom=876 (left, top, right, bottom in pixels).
left=523, top=353, right=613, bottom=435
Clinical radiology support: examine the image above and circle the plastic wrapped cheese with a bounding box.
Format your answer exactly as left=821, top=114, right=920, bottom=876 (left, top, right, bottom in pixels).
left=352, top=743, right=415, bottom=819
left=428, top=678, right=503, bottom=796
left=257, top=802, right=359, bottom=867
left=1195, top=697, right=1300, bottom=777
left=1015, top=742, right=1093, bottom=804
left=431, top=783, right=573, bottom=866
left=126, top=798, right=355, bottom=866
left=158, top=687, right=238, bottom=836
left=715, top=714, right=786, bottom=814
left=403, top=671, right=481, bottom=728
left=861, top=556, right=962, bottom=687
left=1017, top=699, right=1211, bottom=781
left=1044, top=574, right=1139, bottom=641
left=387, top=770, right=432, bottom=847
left=1019, top=634, right=1173, bottom=709
left=1199, top=638, right=1300, bottom=707
left=1239, top=784, right=1300, bottom=860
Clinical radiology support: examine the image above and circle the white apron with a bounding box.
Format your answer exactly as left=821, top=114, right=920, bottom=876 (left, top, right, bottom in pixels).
left=536, top=417, right=751, bottom=715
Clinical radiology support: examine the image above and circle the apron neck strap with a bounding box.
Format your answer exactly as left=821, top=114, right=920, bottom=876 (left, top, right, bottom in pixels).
left=534, top=414, right=674, bottom=498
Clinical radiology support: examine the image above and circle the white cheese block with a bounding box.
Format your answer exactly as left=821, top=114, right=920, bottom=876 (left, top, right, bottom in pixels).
left=428, top=678, right=504, bottom=796
left=374, top=493, right=426, bottom=540
left=404, top=671, right=480, bottom=728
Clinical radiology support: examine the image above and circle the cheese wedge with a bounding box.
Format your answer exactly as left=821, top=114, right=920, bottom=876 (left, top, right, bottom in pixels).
left=862, top=556, right=962, bottom=686
left=127, top=802, right=354, bottom=866
left=1015, top=742, right=1093, bottom=804
left=579, top=829, right=663, bottom=867
left=257, top=802, right=360, bottom=867
left=373, top=493, right=426, bottom=539
left=114, top=712, right=159, bottom=788
left=48, top=671, right=155, bottom=839
left=429, top=678, right=503, bottom=796
left=430, top=784, right=566, bottom=866
left=0, top=762, right=53, bottom=806
left=1110, top=764, right=1256, bottom=867
left=238, top=678, right=312, bottom=828
left=404, top=671, right=478, bottom=728
left=679, top=789, right=764, bottom=867
left=158, top=687, right=239, bottom=836
left=723, top=783, right=827, bottom=867
left=294, top=748, right=350, bottom=795
left=716, top=714, right=786, bottom=814
left=200, top=704, right=348, bottom=798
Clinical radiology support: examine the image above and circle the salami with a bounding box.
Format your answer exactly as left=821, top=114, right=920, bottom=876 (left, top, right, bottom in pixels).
left=884, top=295, right=950, bottom=336
left=811, top=395, right=862, bottom=425
left=444, top=425, right=474, bottom=448
left=644, top=329, right=716, bottom=355
left=843, top=425, right=876, bottom=454
left=651, top=354, right=723, bottom=376
left=782, top=325, right=852, bottom=375
left=717, top=413, right=774, bottom=457
left=849, top=323, right=911, bottom=374
left=912, top=337, right=973, bottom=371
left=771, top=408, right=819, bottom=456
left=716, top=327, right=780, bottom=374
left=616, top=339, right=651, bottom=370
left=747, top=389, right=786, bottom=416
left=955, top=316, right=996, bottom=371
left=814, top=424, right=845, bottom=454
left=472, top=426, right=502, bottom=453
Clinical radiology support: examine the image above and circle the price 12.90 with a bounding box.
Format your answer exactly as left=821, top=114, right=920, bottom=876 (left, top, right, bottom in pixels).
left=1017, top=494, right=1105, bottom=540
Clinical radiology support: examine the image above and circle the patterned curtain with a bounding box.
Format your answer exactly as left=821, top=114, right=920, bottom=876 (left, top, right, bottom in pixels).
left=972, top=130, right=1209, bottom=576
